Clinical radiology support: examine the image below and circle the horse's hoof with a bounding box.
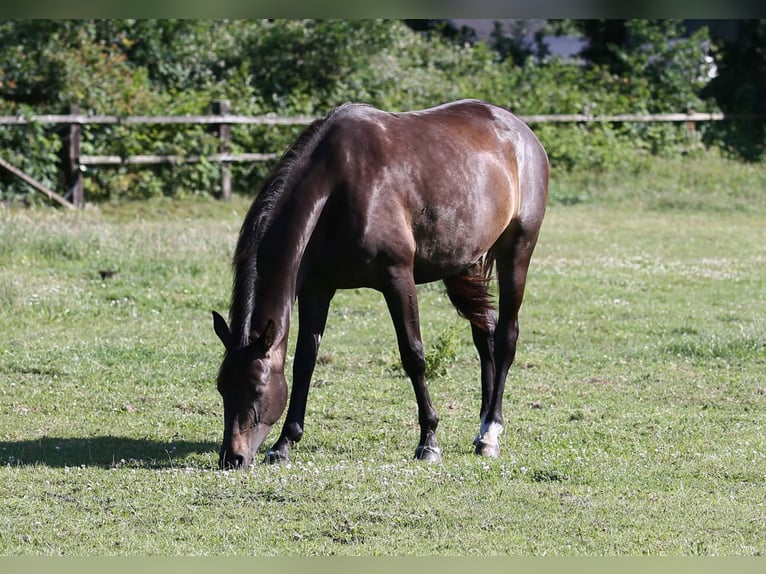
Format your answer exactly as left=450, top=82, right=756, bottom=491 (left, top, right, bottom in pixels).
left=474, top=441, right=500, bottom=458
left=415, top=445, right=442, bottom=463
left=263, top=449, right=290, bottom=464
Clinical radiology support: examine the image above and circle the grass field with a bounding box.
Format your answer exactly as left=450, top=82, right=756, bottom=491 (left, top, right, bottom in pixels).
left=1, top=155, right=765, bottom=555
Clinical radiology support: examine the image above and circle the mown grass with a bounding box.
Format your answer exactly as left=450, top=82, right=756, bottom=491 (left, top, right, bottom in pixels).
left=1, top=155, right=765, bottom=555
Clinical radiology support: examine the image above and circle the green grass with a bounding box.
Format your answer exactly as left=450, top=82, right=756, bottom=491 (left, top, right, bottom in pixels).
left=1, top=156, right=765, bottom=555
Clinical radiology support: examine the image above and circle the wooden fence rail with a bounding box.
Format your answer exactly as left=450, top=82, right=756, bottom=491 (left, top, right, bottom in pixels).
left=0, top=99, right=763, bottom=207
left=0, top=100, right=317, bottom=206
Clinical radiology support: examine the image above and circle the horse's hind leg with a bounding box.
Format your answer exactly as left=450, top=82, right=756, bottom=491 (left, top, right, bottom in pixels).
left=471, top=319, right=497, bottom=424
left=382, top=267, right=441, bottom=462
left=474, top=232, right=537, bottom=458
left=443, top=267, right=497, bottom=433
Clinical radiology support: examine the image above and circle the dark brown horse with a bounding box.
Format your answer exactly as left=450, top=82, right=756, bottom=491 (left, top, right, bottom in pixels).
left=212, top=99, right=548, bottom=469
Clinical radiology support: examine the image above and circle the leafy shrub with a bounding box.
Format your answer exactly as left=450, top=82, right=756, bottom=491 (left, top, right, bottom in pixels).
left=425, top=324, right=460, bottom=380
left=0, top=19, right=755, bottom=203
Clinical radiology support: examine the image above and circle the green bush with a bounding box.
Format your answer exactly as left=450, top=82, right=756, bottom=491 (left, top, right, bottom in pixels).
left=0, top=19, right=755, bottom=204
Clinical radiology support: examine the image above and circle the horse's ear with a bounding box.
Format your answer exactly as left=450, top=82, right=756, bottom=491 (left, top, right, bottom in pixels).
left=212, top=311, right=232, bottom=350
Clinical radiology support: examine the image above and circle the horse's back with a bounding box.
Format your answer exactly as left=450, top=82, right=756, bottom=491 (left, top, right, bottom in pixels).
left=306, top=100, right=548, bottom=284
left=324, top=99, right=547, bottom=218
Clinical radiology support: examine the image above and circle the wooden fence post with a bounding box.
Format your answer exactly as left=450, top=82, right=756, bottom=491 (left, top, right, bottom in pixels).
left=61, top=104, right=84, bottom=207
left=212, top=99, right=231, bottom=201
left=686, top=109, right=696, bottom=136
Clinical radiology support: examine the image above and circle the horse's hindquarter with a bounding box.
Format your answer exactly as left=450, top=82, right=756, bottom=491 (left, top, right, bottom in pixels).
left=307, top=100, right=547, bottom=286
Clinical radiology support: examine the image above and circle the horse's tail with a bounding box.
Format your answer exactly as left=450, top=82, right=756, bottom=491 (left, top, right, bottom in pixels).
left=443, top=252, right=496, bottom=333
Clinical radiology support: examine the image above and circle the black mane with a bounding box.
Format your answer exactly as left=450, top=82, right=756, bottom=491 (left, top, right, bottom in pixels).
left=228, top=108, right=339, bottom=347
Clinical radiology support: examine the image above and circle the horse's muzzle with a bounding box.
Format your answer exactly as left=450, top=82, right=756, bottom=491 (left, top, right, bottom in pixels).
left=218, top=422, right=273, bottom=470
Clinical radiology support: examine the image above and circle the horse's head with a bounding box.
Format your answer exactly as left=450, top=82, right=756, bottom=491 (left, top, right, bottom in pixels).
left=212, top=312, right=288, bottom=469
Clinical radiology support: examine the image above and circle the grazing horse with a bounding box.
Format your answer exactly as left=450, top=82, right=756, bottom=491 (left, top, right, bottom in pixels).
left=212, top=99, right=548, bottom=469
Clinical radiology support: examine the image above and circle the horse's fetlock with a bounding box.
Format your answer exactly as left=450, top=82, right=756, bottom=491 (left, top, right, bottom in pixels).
left=285, top=422, right=303, bottom=443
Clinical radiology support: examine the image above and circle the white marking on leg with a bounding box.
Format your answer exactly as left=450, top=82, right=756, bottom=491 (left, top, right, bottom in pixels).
left=476, top=421, right=504, bottom=446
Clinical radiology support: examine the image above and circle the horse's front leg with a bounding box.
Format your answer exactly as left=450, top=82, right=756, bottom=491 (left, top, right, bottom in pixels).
left=264, top=287, right=335, bottom=464
left=382, top=268, right=441, bottom=462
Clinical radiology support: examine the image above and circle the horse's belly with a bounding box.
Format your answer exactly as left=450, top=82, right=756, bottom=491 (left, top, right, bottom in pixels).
left=411, top=243, right=489, bottom=283
left=309, top=183, right=511, bottom=287
left=410, top=210, right=506, bottom=281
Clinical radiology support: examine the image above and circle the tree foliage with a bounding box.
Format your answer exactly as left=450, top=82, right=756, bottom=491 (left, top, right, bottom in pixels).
left=702, top=19, right=766, bottom=160
left=0, top=19, right=762, bottom=202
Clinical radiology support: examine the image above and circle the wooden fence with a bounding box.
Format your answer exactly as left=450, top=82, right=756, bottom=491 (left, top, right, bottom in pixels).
left=0, top=99, right=759, bottom=208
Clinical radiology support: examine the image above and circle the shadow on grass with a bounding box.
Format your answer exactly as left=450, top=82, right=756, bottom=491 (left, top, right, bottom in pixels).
left=0, top=436, right=218, bottom=469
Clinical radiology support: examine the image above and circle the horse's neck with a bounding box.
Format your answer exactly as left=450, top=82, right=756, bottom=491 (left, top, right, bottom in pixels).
left=250, top=188, right=329, bottom=346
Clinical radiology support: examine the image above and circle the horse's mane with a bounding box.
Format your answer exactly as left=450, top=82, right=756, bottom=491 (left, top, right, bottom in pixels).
left=228, top=107, right=343, bottom=347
